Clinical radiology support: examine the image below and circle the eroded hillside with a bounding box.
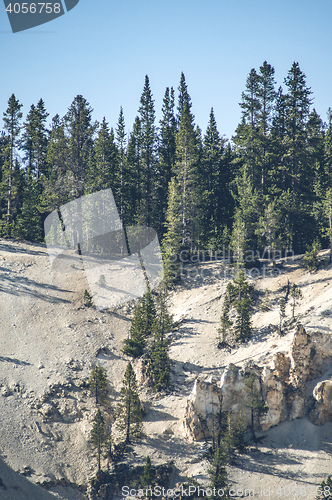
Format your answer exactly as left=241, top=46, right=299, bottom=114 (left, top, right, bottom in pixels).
left=1, top=239, right=332, bottom=499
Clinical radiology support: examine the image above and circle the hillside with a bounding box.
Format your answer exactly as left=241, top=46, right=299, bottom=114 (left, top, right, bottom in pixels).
left=1, top=238, right=332, bottom=499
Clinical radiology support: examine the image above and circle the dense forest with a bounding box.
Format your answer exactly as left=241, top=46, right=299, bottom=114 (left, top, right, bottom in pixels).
left=1, top=61, right=332, bottom=272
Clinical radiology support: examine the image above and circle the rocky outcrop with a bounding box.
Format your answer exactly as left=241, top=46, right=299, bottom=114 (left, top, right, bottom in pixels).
left=183, top=325, right=332, bottom=441
left=311, top=379, right=332, bottom=425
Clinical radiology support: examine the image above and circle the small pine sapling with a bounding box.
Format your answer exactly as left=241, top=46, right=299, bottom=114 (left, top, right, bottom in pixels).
left=290, top=283, right=303, bottom=318
left=278, top=298, right=286, bottom=335
left=90, top=409, right=105, bottom=472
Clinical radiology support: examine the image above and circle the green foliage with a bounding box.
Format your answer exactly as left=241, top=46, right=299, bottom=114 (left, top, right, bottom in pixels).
left=141, top=456, right=155, bottom=487
left=302, top=238, right=321, bottom=272
left=89, top=366, right=108, bottom=405
left=123, top=290, right=157, bottom=358
left=219, top=271, right=254, bottom=343
left=150, top=332, right=171, bottom=392
left=116, top=362, right=143, bottom=444
left=290, top=283, right=303, bottom=318
left=244, top=372, right=268, bottom=442
left=90, top=409, right=105, bottom=472
left=0, top=65, right=329, bottom=261
left=316, top=476, right=332, bottom=500
left=208, top=445, right=228, bottom=497
left=83, top=289, right=93, bottom=307
left=278, top=298, right=286, bottom=335
left=260, top=289, right=271, bottom=312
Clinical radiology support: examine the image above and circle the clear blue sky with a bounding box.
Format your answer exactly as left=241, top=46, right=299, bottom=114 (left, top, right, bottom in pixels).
left=1, top=0, right=332, bottom=140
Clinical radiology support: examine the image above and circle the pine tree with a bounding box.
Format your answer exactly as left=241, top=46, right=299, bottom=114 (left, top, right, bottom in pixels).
left=20, top=98, right=49, bottom=181
left=141, top=456, right=154, bottom=486
left=90, top=409, right=105, bottom=472
left=162, top=177, right=182, bottom=284
left=123, top=300, right=146, bottom=357
left=157, top=87, right=177, bottom=236
left=278, top=298, right=286, bottom=335
left=115, top=106, right=127, bottom=223
left=88, top=366, right=108, bottom=405
left=174, top=102, right=200, bottom=251
left=86, top=117, right=117, bottom=194
left=244, top=371, right=268, bottom=442
left=220, top=271, right=254, bottom=343
left=126, top=116, right=141, bottom=225
left=136, top=76, right=157, bottom=228
left=317, top=476, right=332, bottom=500
left=2, top=94, right=23, bottom=236
left=202, top=109, right=231, bottom=249
left=222, top=412, right=236, bottom=463
left=177, top=72, right=193, bottom=125
left=116, top=362, right=143, bottom=444
left=64, top=94, right=97, bottom=199
left=231, top=167, right=259, bottom=263
left=40, top=114, right=69, bottom=213
left=290, top=283, right=302, bottom=318
left=218, top=293, right=232, bottom=345
left=150, top=329, right=171, bottom=391
left=208, top=445, right=228, bottom=498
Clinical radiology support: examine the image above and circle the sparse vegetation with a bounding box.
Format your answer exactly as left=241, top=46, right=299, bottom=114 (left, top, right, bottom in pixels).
left=89, top=366, right=108, bottom=405
left=219, top=271, right=254, bottom=344
left=90, top=409, right=106, bottom=472
left=116, top=362, right=143, bottom=444
left=260, top=289, right=271, bottom=312
left=244, top=371, right=268, bottom=443
left=290, top=283, right=303, bottom=318
left=302, top=239, right=321, bottom=272
left=83, top=289, right=93, bottom=307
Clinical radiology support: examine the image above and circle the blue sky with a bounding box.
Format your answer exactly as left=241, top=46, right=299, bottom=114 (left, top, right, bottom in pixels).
left=1, top=0, right=332, bottom=140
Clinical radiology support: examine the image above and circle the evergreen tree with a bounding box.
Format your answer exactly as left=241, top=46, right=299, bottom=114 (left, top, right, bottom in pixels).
left=20, top=98, right=49, bottom=180
left=2, top=94, right=23, bottom=236
left=230, top=167, right=259, bottom=263
left=174, top=102, right=200, bottom=251
left=123, top=288, right=158, bottom=358
left=115, top=106, right=127, bottom=223
left=116, top=362, right=143, bottom=443
left=208, top=445, right=228, bottom=498
left=64, top=94, right=97, bottom=199
left=88, top=366, right=108, bottom=405
left=202, top=109, right=231, bottom=248
left=317, top=476, right=332, bottom=500
left=150, top=329, right=171, bottom=391
left=290, top=283, right=302, bottom=318
left=123, top=300, right=146, bottom=358
left=141, top=456, right=154, bottom=486
left=126, top=116, right=141, bottom=225
left=244, top=371, right=268, bottom=442
left=136, top=76, right=157, bottom=228
left=41, top=114, right=69, bottom=213
left=157, top=87, right=177, bottom=235
left=278, top=298, right=286, bottom=335
left=90, top=409, right=105, bottom=472
left=162, top=177, right=182, bottom=284
left=12, top=176, right=43, bottom=241
left=86, top=117, right=117, bottom=193
left=177, top=72, right=193, bottom=125
left=219, top=271, right=254, bottom=343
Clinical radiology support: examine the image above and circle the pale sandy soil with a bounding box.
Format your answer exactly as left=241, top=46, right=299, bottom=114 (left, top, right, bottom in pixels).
left=0, top=239, right=332, bottom=499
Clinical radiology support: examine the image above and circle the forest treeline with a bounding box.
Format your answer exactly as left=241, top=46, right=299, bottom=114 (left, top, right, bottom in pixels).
left=1, top=61, right=332, bottom=268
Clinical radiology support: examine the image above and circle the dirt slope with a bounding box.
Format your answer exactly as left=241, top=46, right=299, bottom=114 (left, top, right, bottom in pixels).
left=1, top=239, right=332, bottom=499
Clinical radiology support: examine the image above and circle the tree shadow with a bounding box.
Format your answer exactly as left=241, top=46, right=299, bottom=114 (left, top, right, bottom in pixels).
left=0, top=356, right=31, bottom=365
left=0, top=273, right=73, bottom=303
